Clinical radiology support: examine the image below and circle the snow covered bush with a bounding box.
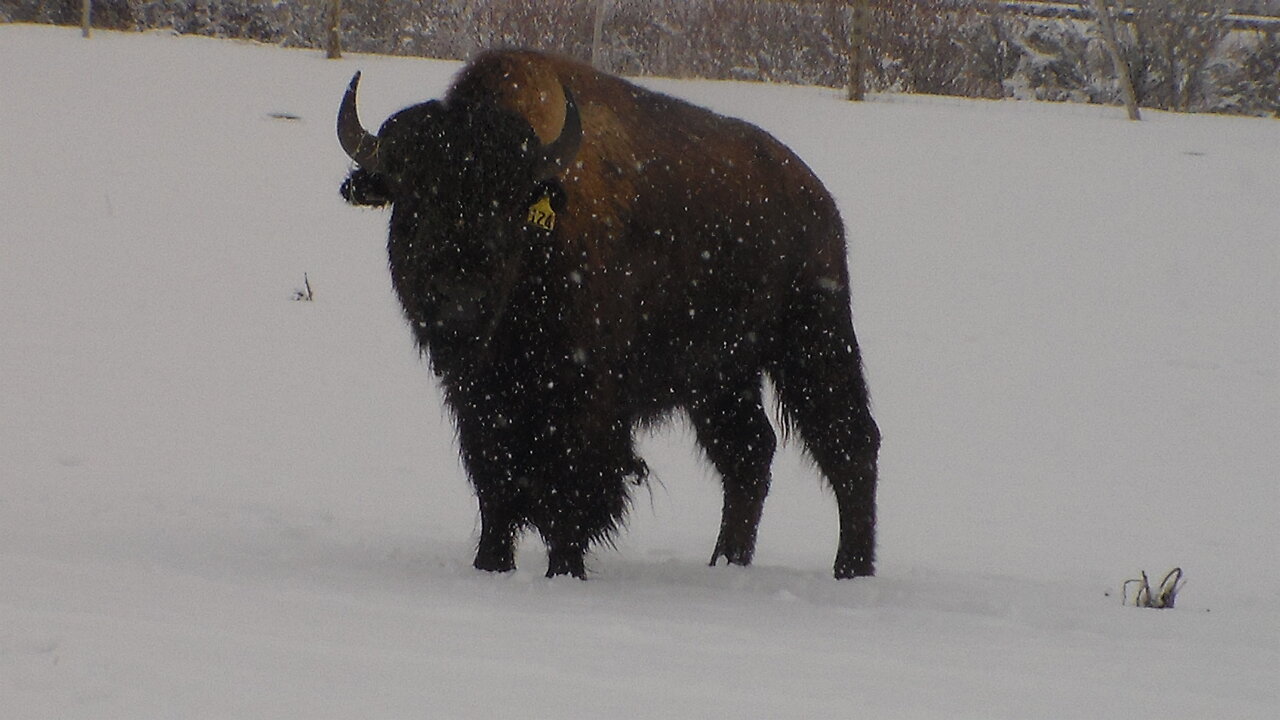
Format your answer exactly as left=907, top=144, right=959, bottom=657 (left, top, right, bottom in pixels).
left=631, top=0, right=845, bottom=86
left=131, top=0, right=293, bottom=43
left=472, top=0, right=594, bottom=60
left=1206, top=27, right=1280, bottom=115
left=1002, top=17, right=1097, bottom=102
left=1117, top=0, right=1232, bottom=113
left=867, top=0, right=990, bottom=97
left=3, top=0, right=133, bottom=29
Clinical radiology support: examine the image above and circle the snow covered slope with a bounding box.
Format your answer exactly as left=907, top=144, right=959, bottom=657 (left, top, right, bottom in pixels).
left=2, top=25, right=1276, bottom=718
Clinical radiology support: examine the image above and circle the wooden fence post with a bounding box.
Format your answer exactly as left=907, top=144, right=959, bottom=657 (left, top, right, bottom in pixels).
left=1086, top=0, right=1141, bottom=120
left=592, top=0, right=610, bottom=70
left=81, top=0, right=92, bottom=38
left=326, top=0, right=343, bottom=59
left=847, top=0, right=870, bottom=101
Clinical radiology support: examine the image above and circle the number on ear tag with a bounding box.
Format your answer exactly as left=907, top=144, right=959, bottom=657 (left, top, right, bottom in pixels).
left=527, top=194, right=556, bottom=231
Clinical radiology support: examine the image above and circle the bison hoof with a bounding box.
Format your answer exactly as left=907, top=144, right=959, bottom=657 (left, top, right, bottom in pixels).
left=833, top=554, right=875, bottom=580
left=709, top=530, right=757, bottom=568
left=474, top=550, right=516, bottom=574
left=546, top=547, right=587, bottom=580
left=708, top=546, right=753, bottom=568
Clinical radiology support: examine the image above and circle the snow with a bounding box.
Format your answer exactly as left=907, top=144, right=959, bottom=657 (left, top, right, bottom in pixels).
left=2, top=25, right=1277, bottom=718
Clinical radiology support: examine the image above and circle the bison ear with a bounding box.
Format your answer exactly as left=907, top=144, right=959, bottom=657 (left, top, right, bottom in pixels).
left=530, top=180, right=567, bottom=213
left=533, top=87, right=581, bottom=180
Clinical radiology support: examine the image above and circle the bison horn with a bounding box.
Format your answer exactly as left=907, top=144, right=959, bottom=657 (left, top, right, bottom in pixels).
left=534, top=87, right=582, bottom=180
left=338, top=72, right=382, bottom=171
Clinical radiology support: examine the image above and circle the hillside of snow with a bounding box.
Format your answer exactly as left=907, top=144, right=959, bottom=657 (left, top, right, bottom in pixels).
left=1, top=25, right=1276, bottom=718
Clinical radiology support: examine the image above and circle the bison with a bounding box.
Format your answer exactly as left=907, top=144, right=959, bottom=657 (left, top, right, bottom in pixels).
left=338, top=50, right=880, bottom=579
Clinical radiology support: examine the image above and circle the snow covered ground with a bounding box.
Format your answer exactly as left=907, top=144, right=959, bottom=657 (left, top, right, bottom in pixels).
left=2, top=25, right=1276, bottom=718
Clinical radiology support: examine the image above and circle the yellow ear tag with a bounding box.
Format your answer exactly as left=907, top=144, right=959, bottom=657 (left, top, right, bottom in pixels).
left=526, top=194, right=556, bottom=231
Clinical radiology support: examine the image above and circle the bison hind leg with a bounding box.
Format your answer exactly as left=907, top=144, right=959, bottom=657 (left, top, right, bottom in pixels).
left=689, top=373, right=777, bottom=569
left=772, top=292, right=881, bottom=579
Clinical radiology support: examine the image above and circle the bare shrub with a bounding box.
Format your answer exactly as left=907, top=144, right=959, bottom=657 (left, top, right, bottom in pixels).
left=473, top=0, right=593, bottom=60
left=1118, top=0, right=1232, bottom=112
left=1210, top=27, right=1280, bottom=115
left=868, top=0, right=978, bottom=95
left=6, top=0, right=1275, bottom=116
left=1004, top=18, right=1096, bottom=101
left=5, top=0, right=134, bottom=28
left=600, top=0, right=844, bottom=86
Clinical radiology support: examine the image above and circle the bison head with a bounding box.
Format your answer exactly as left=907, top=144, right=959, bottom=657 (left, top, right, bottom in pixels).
left=338, top=72, right=579, bottom=223
left=338, top=71, right=581, bottom=337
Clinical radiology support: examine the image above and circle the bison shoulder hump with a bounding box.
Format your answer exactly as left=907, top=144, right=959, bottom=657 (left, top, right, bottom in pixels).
left=450, top=50, right=578, bottom=146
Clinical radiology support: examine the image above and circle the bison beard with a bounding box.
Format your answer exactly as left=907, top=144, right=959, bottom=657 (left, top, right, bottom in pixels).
left=339, top=50, right=881, bottom=580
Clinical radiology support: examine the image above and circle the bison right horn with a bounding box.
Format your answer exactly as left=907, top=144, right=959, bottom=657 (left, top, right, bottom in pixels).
left=338, top=72, right=382, bottom=172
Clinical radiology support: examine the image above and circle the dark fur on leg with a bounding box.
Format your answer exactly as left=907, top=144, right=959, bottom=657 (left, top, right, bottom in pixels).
left=474, top=495, right=519, bottom=573
left=690, top=375, right=777, bottom=568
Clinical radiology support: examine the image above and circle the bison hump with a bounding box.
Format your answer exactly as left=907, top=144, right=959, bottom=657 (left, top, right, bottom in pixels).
left=450, top=50, right=575, bottom=147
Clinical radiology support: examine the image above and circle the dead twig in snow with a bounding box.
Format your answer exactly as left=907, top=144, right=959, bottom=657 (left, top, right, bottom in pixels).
left=293, top=273, right=314, bottom=302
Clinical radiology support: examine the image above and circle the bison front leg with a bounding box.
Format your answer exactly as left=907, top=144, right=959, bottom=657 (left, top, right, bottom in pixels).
left=474, top=492, right=519, bottom=573
left=458, top=427, right=529, bottom=574
left=689, top=376, right=777, bottom=568
left=538, top=476, right=628, bottom=579
left=545, top=541, right=588, bottom=579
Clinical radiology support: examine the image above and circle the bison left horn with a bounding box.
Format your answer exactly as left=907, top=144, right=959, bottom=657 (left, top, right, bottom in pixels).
left=338, top=71, right=382, bottom=172
left=534, top=87, right=582, bottom=180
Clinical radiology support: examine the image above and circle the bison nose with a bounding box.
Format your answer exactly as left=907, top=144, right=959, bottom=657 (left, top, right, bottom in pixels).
left=340, top=176, right=358, bottom=202
left=340, top=170, right=391, bottom=207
